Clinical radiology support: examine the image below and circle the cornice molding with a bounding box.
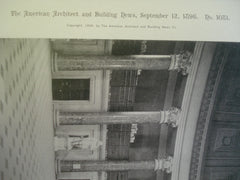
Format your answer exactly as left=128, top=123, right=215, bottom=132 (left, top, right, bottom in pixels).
left=172, top=42, right=217, bottom=180
left=189, top=44, right=230, bottom=180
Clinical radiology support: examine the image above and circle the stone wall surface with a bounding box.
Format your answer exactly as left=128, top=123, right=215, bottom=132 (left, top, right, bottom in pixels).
left=0, top=39, right=55, bottom=180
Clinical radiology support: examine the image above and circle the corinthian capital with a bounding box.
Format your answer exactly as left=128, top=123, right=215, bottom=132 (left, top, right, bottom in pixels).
left=154, top=156, right=173, bottom=173
left=169, top=51, right=192, bottom=75
left=160, top=107, right=181, bottom=127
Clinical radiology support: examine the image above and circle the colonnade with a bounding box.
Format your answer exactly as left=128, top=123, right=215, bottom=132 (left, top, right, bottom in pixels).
left=55, top=50, right=192, bottom=174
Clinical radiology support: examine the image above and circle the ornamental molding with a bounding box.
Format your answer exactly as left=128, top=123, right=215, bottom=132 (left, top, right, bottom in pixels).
left=189, top=44, right=230, bottom=180
left=169, top=51, right=192, bottom=75
left=160, top=107, right=181, bottom=127
left=154, top=156, right=173, bottom=173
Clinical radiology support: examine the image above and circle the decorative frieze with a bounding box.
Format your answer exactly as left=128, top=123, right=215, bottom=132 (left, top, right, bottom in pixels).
left=189, top=44, right=230, bottom=180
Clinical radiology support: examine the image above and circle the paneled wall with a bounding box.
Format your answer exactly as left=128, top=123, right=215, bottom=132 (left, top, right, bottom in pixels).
left=0, top=39, right=55, bottom=180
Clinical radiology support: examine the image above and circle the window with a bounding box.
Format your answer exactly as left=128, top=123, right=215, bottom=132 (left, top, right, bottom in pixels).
left=52, top=79, right=90, bottom=100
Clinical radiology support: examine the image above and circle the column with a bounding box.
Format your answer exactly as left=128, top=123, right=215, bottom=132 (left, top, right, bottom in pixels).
left=54, top=52, right=192, bottom=74
left=60, top=157, right=173, bottom=173
left=57, top=108, right=181, bottom=127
